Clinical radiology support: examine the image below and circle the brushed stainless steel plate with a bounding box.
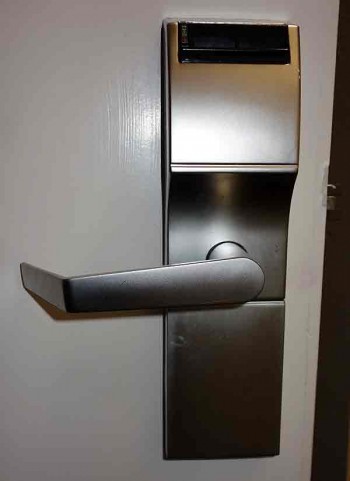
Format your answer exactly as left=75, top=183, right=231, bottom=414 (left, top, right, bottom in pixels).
left=165, top=302, right=285, bottom=459
left=168, top=172, right=296, bottom=300
left=162, top=19, right=299, bottom=460
left=165, top=21, right=300, bottom=166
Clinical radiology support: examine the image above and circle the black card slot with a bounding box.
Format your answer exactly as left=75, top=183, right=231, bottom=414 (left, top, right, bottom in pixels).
left=178, top=23, right=290, bottom=64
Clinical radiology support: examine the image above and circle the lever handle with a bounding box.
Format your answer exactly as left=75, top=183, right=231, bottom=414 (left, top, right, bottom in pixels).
left=20, top=257, right=264, bottom=313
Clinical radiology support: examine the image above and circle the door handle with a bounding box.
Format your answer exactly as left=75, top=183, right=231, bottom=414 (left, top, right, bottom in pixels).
left=20, top=256, right=264, bottom=313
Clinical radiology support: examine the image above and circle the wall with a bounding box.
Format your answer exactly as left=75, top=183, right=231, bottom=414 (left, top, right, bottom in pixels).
left=0, top=1, right=339, bottom=480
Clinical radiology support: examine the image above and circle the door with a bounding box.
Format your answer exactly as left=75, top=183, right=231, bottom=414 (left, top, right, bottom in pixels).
left=0, top=1, right=339, bottom=481
left=311, top=0, right=350, bottom=478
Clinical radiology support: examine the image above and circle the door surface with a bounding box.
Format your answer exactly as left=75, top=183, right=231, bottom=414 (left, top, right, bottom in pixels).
left=0, top=1, right=339, bottom=480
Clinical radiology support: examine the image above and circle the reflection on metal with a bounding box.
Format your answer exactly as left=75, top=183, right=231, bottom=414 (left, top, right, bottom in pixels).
left=166, top=301, right=285, bottom=459
left=163, top=19, right=300, bottom=459
left=165, top=21, right=300, bottom=166
left=168, top=172, right=296, bottom=300
left=20, top=257, right=264, bottom=312
left=171, top=163, right=299, bottom=173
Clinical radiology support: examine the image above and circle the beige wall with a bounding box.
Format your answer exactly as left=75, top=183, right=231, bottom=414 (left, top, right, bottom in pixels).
left=0, top=1, right=339, bottom=480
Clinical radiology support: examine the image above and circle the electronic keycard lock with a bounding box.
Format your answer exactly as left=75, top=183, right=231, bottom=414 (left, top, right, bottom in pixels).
left=21, top=20, right=300, bottom=460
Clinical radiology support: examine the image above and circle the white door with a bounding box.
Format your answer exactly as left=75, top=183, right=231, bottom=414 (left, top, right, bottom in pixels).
left=0, top=1, right=339, bottom=480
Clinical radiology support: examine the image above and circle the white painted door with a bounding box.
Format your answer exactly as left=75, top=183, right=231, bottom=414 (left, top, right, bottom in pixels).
left=0, top=1, right=339, bottom=480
